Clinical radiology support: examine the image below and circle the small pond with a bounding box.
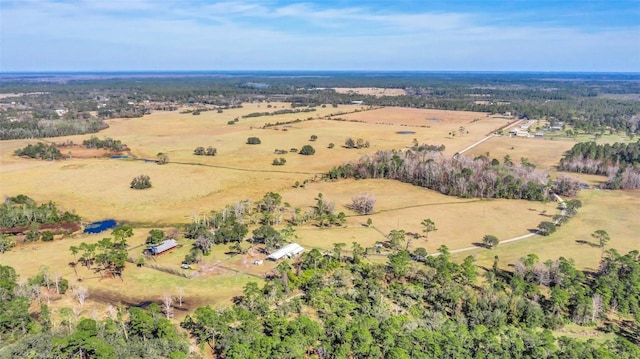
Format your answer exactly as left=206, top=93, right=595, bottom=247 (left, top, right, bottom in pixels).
left=84, top=219, right=117, bottom=234
left=396, top=131, right=416, bottom=135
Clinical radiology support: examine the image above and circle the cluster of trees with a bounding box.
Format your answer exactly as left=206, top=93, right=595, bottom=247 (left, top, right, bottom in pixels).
left=14, top=142, right=62, bottom=160
left=69, top=226, right=132, bottom=278
left=0, top=117, right=109, bottom=140
left=182, top=191, right=353, bottom=262
left=82, top=136, right=124, bottom=151
left=559, top=140, right=640, bottom=175
left=605, top=166, right=640, bottom=189
left=558, top=140, right=640, bottom=189
left=193, top=146, right=217, bottom=156
left=183, top=210, right=249, bottom=263
left=328, top=150, right=550, bottom=201
left=344, top=137, right=370, bottom=149
left=179, top=245, right=640, bottom=358
left=0, top=196, right=81, bottom=250
left=130, top=175, right=151, bottom=189
left=553, top=175, right=582, bottom=197
left=0, top=195, right=81, bottom=230
left=0, top=288, right=190, bottom=358
left=411, top=142, right=446, bottom=152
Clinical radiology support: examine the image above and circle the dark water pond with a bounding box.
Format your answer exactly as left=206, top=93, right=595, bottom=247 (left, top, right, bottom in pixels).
left=84, top=219, right=117, bottom=234
left=396, top=131, right=416, bottom=135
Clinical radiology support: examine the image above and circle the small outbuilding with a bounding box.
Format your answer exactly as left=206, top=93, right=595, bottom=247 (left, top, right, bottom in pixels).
left=267, top=243, right=305, bottom=261
left=147, top=239, right=178, bottom=256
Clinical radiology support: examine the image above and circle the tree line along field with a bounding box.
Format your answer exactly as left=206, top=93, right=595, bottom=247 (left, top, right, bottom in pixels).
left=1, top=93, right=639, bottom=355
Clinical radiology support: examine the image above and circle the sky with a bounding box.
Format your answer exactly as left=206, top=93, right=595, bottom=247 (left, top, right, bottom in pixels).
left=1, top=0, right=639, bottom=72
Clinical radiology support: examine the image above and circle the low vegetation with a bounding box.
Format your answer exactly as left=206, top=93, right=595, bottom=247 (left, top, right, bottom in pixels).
left=246, top=137, right=261, bottom=145
left=193, top=146, right=217, bottom=156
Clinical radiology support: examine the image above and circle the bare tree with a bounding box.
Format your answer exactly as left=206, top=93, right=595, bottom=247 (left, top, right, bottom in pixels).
left=533, top=263, right=551, bottom=286
left=176, top=287, right=185, bottom=307
left=162, top=293, right=174, bottom=319
left=52, top=271, right=62, bottom=294
left=591, top=294, right=604, bottom=323
left=350, top=193, right=376, bottom=214
left=76, top=286, right=89, bottom=306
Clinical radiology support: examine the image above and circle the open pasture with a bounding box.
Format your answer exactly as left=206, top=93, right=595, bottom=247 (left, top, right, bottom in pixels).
left=280, top=179, right=554, bottom=254
left=467, top=135, right=577, bottom=169
left=462, top=189, right=640, bottom=271
left=1, top=105, right=511, bottom=224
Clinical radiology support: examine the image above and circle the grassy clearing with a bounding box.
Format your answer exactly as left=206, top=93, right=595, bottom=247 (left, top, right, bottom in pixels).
left=281, top=178, right=554, bottom=254
left=460, top=189, right=640, bottom=271
left=467, top=136, right=576, bottom=169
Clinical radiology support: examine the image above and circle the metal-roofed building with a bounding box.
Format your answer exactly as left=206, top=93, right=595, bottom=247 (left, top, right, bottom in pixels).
left=147, top=239, right=178, bottom=256
left=267, top=243, right=305, bottom=261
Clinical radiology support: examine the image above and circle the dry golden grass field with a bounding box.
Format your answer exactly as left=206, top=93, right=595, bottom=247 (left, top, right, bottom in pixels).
left=463, top=189, right=640, bottom=272
left=1, top=102, right=638, bottom=318
left=0, top=105, right=512, bottom=224
left=467, top=135, right=577, bottom=169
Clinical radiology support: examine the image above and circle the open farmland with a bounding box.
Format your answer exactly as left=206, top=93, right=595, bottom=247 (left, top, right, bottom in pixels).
left=462, top=189, right=640, bottom=271
left=1, top=99, right=638, bottom=328
left=0, top=105, right=513, bottom=224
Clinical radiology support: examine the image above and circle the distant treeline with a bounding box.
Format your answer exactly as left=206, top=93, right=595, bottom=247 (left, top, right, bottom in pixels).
left=559, top=140, right=640, bottom=189
left=328, top=149, right=550, bottom=201
left=242, top=107, right=316, bottom=118
left=2, top=72, right=639, bottom=140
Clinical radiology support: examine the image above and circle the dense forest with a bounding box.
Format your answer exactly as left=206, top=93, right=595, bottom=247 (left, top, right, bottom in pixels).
left=2, top=247, right=638, bottom=358
left=327, top=149, right=551, bottom=201
left=2, top=72, right=639, bottom=140
left=559, top=140, right=640, bottom=189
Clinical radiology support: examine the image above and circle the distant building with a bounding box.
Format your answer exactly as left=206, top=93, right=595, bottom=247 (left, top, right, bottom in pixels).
left=267, top=243, right=305, bottom=261
left=509, top=129, right=529, bottom=137
left=147, top=239, right=178, bottom=256
left=351, top=100, right=364, bottom=105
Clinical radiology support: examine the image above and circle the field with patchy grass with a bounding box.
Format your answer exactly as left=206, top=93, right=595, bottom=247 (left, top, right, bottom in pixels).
left=2, top=102, right=638, bottom=320
left=456, top=189, right=640, bottom=271
left=0, top=105, right=512, bottom=224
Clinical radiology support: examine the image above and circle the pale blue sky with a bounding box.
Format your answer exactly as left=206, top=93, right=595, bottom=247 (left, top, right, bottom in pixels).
left=1, top=0, right=639, bottom=72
